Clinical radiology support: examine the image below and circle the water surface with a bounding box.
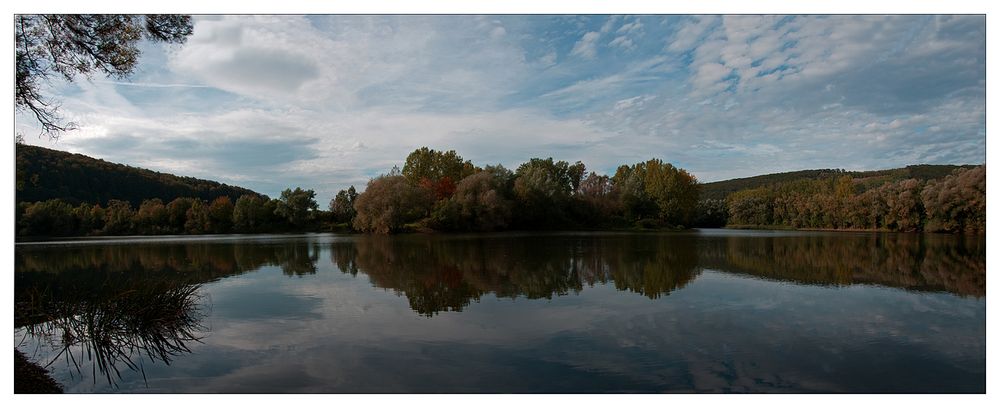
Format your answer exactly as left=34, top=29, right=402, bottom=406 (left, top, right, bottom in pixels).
left=14, top=230, right=986, bottom=393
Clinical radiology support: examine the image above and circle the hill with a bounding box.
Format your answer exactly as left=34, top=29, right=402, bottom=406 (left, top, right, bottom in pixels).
left=699, top=164, right=978, bottom=200
left=16, top=144, right=263, bottom=206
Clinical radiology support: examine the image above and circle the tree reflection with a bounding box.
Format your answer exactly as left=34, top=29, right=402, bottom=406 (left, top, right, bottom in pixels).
left=15, top=232, right=984, bottom=336
left=334, top=234, right=702, bottom=316
left=700, top=232, right=985, bottom=297
left=331, top=232, right=983, bottom=316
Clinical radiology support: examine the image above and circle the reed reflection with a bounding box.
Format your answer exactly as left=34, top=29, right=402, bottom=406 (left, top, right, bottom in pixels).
left=14, top=240, right=323, bottom=388
left=16, top=278, right=205, bottom=388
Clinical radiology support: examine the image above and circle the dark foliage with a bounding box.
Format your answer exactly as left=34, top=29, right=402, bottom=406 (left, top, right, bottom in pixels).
left=16, top=144, right=262, bottom=207
left=700, top=164, right=978, bottom=200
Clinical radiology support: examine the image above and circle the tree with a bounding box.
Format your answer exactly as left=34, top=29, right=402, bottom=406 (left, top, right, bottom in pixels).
left=575, top=171, right=621, bottom=226
left=641, top=159, right=699, bottom=226
left=329, top=186, right=358, bottom=224
left=166, top=197, right=195, bottom=233
left=103, top=199, right=135, bottom=235
left=208, top=196, right=235, bottom=233
left=353, top=175, right=434, bottom=234
left=512, top=158, right=581, bottom=227
left=611, top=163, right=655, bottom=222
left=16, top=15, right=193, bottom=135
left=184, top=199, right=210, bottom=234
left=401, top=147, right=476, bottom=201
left=694, top=199, right=729, bottom=228
left=921, top=165, right=985, bottom=233
left=134, top=198, right=168, bottom=234
left=431, top=167, right=514, bottom=231
left=18, top=199, right=76, bottom=236
left=233, top=195, right=267, bottom=233
left=275, top=188, right=318, bottom=228
left=73, top=202, right=104, bottom=235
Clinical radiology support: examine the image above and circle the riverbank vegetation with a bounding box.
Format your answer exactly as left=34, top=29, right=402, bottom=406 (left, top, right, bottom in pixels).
left=722, top=165, right=985, bottom=233
left=15, top=144, right=984, bottom=237
left=16, top=147, right=701, bottom=237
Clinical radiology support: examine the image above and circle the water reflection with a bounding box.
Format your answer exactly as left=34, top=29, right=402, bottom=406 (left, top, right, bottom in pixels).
left=16, top=278, right=204, bottom=387
left=699, top=233, right=985, bottom=297
left=14, top=232, right=985, bottom=392
left=338, top=234, right=701, bottom=315
left=16, top=232, right=985, bottom=320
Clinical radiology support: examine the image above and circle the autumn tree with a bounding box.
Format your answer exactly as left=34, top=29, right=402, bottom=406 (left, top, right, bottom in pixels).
left=134, top=198, right=169, bottom=234
left=353, top=175, right=434, bottom=234
left=184, top=199, right=210, bottom=234
left=922, top=165, right=985, bottom=233
left=73, top=202, right=104, bottom=235
left=431, top=166, right=514, bottom=231
left=575, top=172, right=621, bottom=226
left=166, top=197, right=195, bottom=233
left=103, top=199, right=135, bottom=235
left=402, top=147, right=476, bottom=201
left=18, top=199, right=76, bottom=236
left=208, top=196, right=235, bottom=233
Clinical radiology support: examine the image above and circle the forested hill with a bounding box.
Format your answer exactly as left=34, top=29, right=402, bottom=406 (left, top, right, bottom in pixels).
left=700, top=164, right=978, bottom=200
left=16, top=144, right=262, bottom=206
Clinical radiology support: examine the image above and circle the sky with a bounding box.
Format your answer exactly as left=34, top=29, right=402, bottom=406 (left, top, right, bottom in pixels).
left=16, top=15, right=986, bottom=204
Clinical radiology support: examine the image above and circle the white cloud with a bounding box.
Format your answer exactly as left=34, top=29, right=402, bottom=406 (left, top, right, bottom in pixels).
left=570, top=31, right=601, bottom=59
left=18, top=15, right=985, bottom=200
left=609, top=35, right=635, bottom=50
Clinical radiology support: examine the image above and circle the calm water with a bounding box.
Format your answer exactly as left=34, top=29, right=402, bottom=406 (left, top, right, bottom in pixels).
left=14, top=230, right=985, bottom=393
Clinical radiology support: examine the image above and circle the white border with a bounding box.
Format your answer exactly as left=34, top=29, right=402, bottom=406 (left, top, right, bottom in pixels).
left=2, top=1, right=994, bottom=407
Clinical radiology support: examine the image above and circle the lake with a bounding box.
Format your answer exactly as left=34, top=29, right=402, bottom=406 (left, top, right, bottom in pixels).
left=14, top=229, right=986, bottom=393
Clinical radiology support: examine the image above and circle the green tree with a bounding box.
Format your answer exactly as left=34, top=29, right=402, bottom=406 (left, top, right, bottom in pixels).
left=329, top=186, right=358, bottom=224
left=641, top=159, right=699, bottom=226
left=694, top=199, right=729, bottom=228
left=233, top=195, right=267, bottom=233
left=275, top=187, right=318, bottom=228
left=611, top=163, right=655, bottom=222
left=512, top=158, right=581, bottom=227
left=16, top=15, right=193, bottom=135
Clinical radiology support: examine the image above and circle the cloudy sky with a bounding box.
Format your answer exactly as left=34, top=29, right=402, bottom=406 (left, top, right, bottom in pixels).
left=17, top=15, right=986, bottom=204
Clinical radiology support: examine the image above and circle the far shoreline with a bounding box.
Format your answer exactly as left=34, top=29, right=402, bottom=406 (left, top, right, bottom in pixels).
left=14, top=225, right=980, bottom=245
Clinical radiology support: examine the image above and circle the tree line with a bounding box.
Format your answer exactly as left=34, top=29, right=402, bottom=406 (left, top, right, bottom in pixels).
left=343, top=147, right=700, bottom=233
left=721, top=165, right=985, bottom=233
left=17, top=147, right=701, bottom=237
left=15, top=145, right=984, bottom=237
left=16, top=188, right=321, bottom=237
